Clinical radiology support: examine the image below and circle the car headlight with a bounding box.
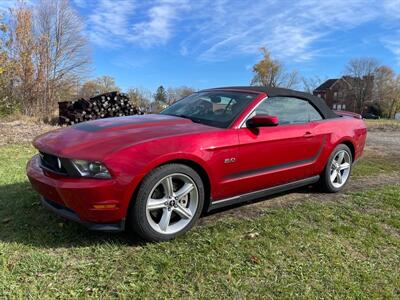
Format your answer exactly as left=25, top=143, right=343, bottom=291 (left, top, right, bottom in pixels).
left=71, top=160, right=111, bottom=179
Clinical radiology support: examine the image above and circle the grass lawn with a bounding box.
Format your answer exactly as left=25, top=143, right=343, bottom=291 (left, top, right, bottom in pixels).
left=0, top=145, right=399, bottom=299
left=364, top=119, right=400, bottom=130
left=352, top=149, right=400, bottom=177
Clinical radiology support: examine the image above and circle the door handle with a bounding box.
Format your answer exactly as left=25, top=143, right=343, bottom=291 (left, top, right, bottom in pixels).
left=303, top=131, right=314, bottom=138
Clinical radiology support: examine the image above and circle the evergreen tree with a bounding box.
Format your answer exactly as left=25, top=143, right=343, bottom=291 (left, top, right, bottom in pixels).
left=154, top=85, right=167, bottom=103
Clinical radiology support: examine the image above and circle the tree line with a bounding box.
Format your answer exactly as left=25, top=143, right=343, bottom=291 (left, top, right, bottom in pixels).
left=0, top=0, right=89, bottom=120
left=251, top=48, right=400, bottom=118
left=0, top=1, right=195, bottom=118
left=0, top=1, right=399, bottom=120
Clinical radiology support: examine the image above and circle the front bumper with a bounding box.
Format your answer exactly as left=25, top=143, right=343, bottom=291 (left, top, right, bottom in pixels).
left=41, top=197, right=125, bottom=232
left=27, top=155, right=127, bottom=228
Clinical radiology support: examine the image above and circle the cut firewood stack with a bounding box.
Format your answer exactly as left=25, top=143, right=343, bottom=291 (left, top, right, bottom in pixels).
left=58, top=91, right=143, bottom=126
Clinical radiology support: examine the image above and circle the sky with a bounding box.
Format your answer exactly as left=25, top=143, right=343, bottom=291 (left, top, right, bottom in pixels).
left=2, top=0, right=400, bottom=92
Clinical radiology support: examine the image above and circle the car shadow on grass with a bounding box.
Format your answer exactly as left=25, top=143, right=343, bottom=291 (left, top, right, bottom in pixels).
left=0, top=181, right=143, bottom=248
left=204, top=185, right=319, bottom=217
left=0, top=181, right=323, bottom=248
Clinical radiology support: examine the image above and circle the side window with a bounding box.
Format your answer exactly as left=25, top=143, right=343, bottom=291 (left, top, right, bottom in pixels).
left=308, top=103, right=323, bottom=121
left=255, top=97, right=308, bottom=125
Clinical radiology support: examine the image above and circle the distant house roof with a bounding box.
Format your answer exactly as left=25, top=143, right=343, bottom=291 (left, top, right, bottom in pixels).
left=314, top=79, right=339, bottom=91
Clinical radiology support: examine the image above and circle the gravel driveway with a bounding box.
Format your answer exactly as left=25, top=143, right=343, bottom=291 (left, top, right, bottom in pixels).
left=366, top=131, right=400, bottom=155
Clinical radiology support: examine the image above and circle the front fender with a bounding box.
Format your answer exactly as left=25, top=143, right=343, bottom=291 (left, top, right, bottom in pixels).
left=104, top=140, right=214, bottom=218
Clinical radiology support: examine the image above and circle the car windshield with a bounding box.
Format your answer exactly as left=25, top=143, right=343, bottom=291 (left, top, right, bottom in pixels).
left=160, top=91, right=258, bottom=128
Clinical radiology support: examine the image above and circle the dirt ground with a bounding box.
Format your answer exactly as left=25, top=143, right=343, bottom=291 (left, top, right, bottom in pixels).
left=365, top=130, right=400, bottom=155
left=0, top=120, right=58, bottom=146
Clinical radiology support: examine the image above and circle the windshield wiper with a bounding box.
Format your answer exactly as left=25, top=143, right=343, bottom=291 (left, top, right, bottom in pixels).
left=167, top=114, right=200, bottom=123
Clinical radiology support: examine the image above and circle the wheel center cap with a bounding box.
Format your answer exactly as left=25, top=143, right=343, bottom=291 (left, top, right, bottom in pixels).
left=169, top=199, right=176, bottom=207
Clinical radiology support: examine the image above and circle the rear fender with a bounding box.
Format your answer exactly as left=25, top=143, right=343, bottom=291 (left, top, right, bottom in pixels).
left=333, top=110, right=362, bottom=119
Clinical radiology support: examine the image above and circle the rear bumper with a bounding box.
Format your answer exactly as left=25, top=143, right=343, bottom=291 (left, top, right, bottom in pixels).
left=27, top=154, right=128, bottom=226
left=41, top=197, right=125, bottom=232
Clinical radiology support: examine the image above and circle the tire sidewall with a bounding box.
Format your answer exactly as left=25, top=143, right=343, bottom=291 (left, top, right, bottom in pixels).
left=130, top=164, right=205, bottom=242
left=324, top=144, right=353, bottom=192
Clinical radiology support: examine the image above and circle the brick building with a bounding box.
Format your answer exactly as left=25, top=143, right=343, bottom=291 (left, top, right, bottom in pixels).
left=313, top=76, right=374, bottom=113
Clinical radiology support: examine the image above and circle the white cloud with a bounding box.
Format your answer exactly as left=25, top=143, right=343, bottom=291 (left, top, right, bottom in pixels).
left=174, top=0, right=383, bottom=61
left=0, top=0, right=17, bottom=11
left=83, top=0, right=400, bottom=62
left=128, top=0, right=189, bottom=46
left=383, top=31, right=400, bottom=65
left=72, top=0, right=87, bottom=8
left=0, top=0, right=35, bottom=11
left=381, top=1, right=400, bottom=64
left=86, top=0, right=189, bottom=47
left=383, top=0, right=400, bottom=18
left=86, top=0, right=137, bottom=46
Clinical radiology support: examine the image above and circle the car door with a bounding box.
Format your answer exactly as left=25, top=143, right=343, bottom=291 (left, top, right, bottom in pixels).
left=230, top=96, right=326, bottom=194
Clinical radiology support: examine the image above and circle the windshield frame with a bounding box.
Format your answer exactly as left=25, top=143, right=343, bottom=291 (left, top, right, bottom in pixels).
left=159, top=90, right=262, bottom=129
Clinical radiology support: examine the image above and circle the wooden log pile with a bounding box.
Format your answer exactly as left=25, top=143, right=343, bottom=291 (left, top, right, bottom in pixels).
left=58, top=91, right=143, bottom=126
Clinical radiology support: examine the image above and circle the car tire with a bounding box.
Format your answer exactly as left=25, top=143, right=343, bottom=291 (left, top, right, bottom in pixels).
left=129, top=163, right=205, bottom=242
left=319, top=144, right=353, bottom=193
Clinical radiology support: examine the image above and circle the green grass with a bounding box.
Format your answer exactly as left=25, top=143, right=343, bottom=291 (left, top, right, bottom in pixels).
left=352, top=150, right=400, bottom=177
left=0, top=145, right=399, bottom=299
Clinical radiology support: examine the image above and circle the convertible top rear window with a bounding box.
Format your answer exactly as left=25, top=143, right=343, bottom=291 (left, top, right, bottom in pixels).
left=160, top=91, right=258, bottom=128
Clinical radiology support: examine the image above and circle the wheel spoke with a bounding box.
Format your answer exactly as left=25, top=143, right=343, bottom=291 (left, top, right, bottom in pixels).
left=337, top=171, right=343, bottom=184
left=340, top=162, right=350, bottom=171
left=175, top=183, right=194, bottom=201
left=174, top=204, right=192, bottom=219
left=146, top=172, right=199, bottom=235
left=329, top=150, right=351, bottom=188
left=337, top=151, right=345, bottom=164
left=161, top=176, right=174, bottom=197
left=158, top=208, right=172, bottom=232
left=147, top=198, right=167, bottom=211
left=330, top=170, right=338, bottom=182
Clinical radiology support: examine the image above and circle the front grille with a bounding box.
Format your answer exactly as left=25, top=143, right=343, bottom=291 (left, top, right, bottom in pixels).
left=39, top=152, right=68, bottom=175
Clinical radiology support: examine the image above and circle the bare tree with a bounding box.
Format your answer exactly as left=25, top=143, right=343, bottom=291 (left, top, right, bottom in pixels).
left=78, top=80, right=99, bottom=99
left=127, top=88, right=151, bottom=109
left=374, top=66, right=400, bottom=118
left=94, top=76, right=120, bottom=94
left=35, top=0, right=90, bottom=117
left=251, top=47, right=299, bottom=89
left=166, top=86, right=195, bottom=104
left=389, top=76, right=400, bottom=118
left=344, top=58, right=379, bottom=113
left=78, top=76, right=120, bottom=98
left=302, top=76, right=326, bottom=94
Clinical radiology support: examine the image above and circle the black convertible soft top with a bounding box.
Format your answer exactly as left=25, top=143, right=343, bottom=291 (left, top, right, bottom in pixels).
left=205, top=86, right=338, bottom=119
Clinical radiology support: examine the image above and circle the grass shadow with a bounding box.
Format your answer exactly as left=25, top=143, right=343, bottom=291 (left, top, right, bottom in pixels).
left=0, top=181, right=143, bottom=248
left=0, top=179, right=319, bottom=248
left=205, top=184, right=319, bottom=217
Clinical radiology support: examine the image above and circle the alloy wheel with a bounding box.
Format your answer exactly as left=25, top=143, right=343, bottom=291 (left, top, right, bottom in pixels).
left=329, top=150, right=351, bottom=188
left=145, top=173, right=199, bottom=235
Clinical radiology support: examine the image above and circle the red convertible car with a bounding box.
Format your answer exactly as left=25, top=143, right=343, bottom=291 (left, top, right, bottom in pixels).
left=27, top=86, right=367, bottom=241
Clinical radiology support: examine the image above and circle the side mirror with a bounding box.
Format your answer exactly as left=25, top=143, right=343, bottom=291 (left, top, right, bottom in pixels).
left=246, top=115, right=279, bottom=127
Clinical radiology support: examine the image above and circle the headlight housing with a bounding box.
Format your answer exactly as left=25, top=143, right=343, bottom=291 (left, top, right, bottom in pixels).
left=71, top=160, right=111, bottom=179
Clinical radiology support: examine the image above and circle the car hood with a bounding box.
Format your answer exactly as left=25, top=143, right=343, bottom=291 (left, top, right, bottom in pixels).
left=33, top=114, right=216, bottom=159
